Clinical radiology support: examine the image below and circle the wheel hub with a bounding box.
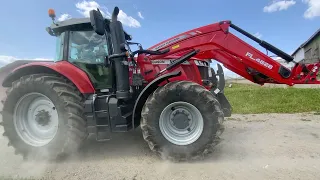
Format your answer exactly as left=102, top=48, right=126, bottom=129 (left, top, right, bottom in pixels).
left=35, top=110, right=51, bottom=126
left=159, top=101, right=204, bottom=146
left=170, top=109, right=191, bottom=130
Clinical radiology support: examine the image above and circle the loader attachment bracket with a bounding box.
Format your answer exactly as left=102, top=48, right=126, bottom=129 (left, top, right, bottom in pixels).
left=278, top=66, right=291, bottom=79
left=211, top=63, right=226, bottom=94
left=209, top=64, right=232, bottom=117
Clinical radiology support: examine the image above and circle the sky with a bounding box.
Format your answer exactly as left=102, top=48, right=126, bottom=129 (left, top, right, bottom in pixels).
left=0, top=0, right=319, bottom=78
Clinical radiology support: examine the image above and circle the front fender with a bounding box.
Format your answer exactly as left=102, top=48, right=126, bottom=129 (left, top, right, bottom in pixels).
left=132, top=70, right=182, bottom=128
left=2, top=61, right=95, bottom=94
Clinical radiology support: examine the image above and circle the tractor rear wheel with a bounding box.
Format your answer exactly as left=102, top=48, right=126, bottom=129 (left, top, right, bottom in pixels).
left=1, top=74, right=87, bottom=161
left=141, top=81, right=224, bottom=161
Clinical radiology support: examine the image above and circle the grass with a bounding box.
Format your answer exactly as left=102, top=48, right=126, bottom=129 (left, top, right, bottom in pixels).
left=224, top=83, right=320, bottom=114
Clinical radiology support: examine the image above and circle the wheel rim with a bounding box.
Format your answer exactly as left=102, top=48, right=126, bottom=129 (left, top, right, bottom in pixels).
left=159, top=101, right=204, bottom=146
left=13, top=93, right=59, bottom=147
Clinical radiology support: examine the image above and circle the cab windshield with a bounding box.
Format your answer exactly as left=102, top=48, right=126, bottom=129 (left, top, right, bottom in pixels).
left=68, top=30, right=110, bottom=64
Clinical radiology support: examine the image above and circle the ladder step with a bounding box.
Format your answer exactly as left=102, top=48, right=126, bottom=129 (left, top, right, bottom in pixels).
left=96, top=131, right=111, bottom=142
left=95, top=110, right=108, bottom=113
left=122, top=112, right=132, bottom=119
left=96, top=125, right=109, bottom=127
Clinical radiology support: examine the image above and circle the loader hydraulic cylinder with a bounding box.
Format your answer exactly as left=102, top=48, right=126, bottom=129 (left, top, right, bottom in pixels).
left=229, top=23, right=294, bottom=62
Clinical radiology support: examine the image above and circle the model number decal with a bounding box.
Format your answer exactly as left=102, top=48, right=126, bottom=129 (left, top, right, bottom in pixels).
left=151, top=31, right=201, bottom=51
left=151, top=59, right=209, bottom=67
left=246, top=52, right=273, bottom=70
left=152, top=59, right=190, bottom=65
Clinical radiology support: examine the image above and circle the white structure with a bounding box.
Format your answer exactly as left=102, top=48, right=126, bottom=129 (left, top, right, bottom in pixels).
left=273, top=57, right=295, bottom=69
left=292, top=28, right=320, bottom=64
left=292, top=48, right=305, bottom=62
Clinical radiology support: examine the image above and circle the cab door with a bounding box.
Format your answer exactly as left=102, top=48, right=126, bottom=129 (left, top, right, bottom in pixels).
left=67, top=30, right=114, bottom=91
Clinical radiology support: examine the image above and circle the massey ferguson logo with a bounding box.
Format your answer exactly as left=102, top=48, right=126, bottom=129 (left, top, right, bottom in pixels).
left=246, top=52, right=273, bottom=70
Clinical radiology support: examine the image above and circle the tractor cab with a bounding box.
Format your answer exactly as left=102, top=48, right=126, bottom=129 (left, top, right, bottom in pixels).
left=46, top=17, right=112, bottom=90
left=46, top=14, right=131, bottom=91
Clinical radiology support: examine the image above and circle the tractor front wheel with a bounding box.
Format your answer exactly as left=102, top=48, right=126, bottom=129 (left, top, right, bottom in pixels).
left=141, top=81, right=224, bottom=161
left=1, top=74, right=87, bottom=161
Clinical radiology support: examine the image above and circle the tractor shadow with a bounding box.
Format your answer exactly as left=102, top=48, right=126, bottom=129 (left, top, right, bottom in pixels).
left=66, top=122, right=246, bottom=163
left=71, top=127, right=158, bottom=161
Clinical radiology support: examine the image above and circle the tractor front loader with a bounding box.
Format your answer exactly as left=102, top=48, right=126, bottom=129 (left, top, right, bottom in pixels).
left=0, top=6, right=319, bottom=162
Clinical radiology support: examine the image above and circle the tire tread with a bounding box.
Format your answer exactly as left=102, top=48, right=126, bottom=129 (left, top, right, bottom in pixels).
left=141, top=81, right=224, bottom=162
left=0, top=73, right=87, bottom=160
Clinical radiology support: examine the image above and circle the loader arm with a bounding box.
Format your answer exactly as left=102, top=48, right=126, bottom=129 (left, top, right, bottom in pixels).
left=147, top=21, right=320, bottom=86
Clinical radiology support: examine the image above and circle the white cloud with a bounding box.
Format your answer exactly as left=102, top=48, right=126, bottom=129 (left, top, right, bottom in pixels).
left=118, top=10, right=141, bottom=28
left=254, top=32, right=263, bottom=39
left=75, top=0, right=140, bottom=28
left=0, top=56, right=53, bottom=68
left=75, top=0, right=110, bottom=18
left=58, top=14, right=72, bottom=21
left=138, top=11, right=144, bottom=19
left=303, top=0, right=320, bottom=19
left=263, top=0, right=296, bottom=13
left=133, top=4, right=138, bottom=10
left=0, top=56, right=17, bottom=67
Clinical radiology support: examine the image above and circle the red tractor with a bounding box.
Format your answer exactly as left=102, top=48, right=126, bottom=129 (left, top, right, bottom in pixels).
left=1, top=7, right=319, bottom=161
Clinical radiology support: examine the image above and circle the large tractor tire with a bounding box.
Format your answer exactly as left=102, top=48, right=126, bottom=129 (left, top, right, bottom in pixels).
left=0, top=74, right=87, bottom=161
left=141, top=81, right=224, bottom=161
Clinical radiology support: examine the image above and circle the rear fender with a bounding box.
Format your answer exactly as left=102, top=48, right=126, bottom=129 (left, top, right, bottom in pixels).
left=2, top=61, right=95, bottom=94
left=132, top=70, right=182, bottom=128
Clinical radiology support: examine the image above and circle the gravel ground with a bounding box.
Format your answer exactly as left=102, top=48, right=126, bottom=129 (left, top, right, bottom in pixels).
left=0, top=112, right=320, bottom=180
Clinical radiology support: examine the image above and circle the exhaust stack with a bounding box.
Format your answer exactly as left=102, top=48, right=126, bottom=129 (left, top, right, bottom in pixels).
left=109, top=7, right=130, bottom=99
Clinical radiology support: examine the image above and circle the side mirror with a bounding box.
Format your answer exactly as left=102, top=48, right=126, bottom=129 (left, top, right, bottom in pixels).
left=89, top=9, right=105, bottom=36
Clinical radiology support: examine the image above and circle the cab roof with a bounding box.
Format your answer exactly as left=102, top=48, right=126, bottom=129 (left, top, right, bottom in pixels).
left=49, top=18, right=105, bottom=34
left=47, top=17, right=132, bottom=40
